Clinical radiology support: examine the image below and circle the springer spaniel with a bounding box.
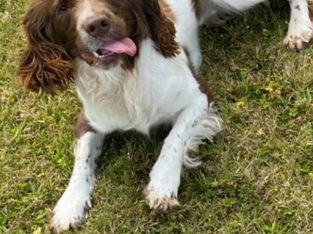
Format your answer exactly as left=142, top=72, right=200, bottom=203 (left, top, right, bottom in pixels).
left=18, top=0, right=312, bottom=232
left=198, top=0, right=313, bottom=51
left=18, top=0, right=222, bottom=231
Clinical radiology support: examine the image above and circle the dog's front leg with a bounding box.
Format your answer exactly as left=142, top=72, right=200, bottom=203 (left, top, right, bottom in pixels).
left=145, top=95, right=222, bottom=211
left=51, top=114, right=105, bottom=232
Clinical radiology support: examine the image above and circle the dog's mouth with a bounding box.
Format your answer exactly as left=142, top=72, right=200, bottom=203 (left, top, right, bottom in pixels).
left=79, top=37, right=137, bottom=66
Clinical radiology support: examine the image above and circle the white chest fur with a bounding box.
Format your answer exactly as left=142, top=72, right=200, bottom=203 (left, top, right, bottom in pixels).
left=75, top=39, right=202, bottom=134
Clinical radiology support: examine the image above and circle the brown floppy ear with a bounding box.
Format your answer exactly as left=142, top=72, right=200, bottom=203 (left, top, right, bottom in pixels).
left=17, top=1, right=74, bottom=93
left=142, top=0, right=180, bottom=57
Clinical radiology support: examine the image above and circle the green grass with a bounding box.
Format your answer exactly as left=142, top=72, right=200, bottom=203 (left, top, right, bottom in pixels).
left=1, top=1, right=313, bottom=233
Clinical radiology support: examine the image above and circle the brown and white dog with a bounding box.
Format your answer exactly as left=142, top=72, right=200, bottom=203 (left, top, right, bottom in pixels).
left=199, top=0, right=313, bottom=51
left=18, top=0, right=222, bottom=232
left=17, top=0, right=312, bottom=232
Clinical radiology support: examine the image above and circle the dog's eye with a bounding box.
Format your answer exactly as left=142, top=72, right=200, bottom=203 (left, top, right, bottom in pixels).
left=57, top=4, right=68, bottom=13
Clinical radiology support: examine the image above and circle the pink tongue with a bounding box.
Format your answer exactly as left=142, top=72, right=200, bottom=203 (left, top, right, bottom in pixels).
left=102, top=37, right=137, bottom=56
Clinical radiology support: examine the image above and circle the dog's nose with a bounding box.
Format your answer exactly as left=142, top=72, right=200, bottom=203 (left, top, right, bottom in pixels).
left=83, top=16, right=110, bottom=38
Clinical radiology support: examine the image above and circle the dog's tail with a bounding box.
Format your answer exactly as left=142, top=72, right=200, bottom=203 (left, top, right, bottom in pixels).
left=199, top=0, right=265, bottom=25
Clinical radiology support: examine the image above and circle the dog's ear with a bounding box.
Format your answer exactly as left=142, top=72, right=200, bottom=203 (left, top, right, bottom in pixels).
left=142, top=0, right=180, bottom=57
left=17, top=0, right=75, bottom=93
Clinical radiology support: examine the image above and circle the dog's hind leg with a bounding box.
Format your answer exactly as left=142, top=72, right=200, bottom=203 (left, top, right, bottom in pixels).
left=284, top=0, right=313, bottom=50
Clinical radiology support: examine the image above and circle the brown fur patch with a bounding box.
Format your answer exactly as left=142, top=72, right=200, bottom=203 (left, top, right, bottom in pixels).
left=191, top=0, right=200, bottom=19
left=18, top=43, right=75, bottom=93
left=76, top=112, right=96, bottom=138
left=17, top=0, right=75, bottom=93
left=183, top=47, right=214, bottom=102
left=308, top=0, right=313, bottom=21
left=144, top=0, right=180, bottom=57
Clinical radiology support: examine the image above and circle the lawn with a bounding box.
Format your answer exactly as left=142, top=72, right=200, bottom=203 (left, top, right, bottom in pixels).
left=1, top=1, right=313, bottom=233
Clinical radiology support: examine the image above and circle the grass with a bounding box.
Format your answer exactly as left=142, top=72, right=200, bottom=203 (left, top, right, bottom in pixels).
left=1, top=1, right=313, bottom=233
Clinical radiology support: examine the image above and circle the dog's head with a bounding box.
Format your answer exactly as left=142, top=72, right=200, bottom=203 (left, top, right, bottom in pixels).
left=18, top=0, right=179, bottom=93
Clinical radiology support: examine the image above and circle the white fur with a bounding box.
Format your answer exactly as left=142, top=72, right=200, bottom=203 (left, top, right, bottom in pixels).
left=166, top=0, right=202, bottom=70
left=52, top=132, right=104, bottom=231
left=198, top=0, right=265, bottom=25
left=145, top=99, right=221, bottom=210
left=210, top=0, right=265, bottom=12
left=51, top=1, right=222, bottom=232
left=284, top=0, right=313, bottom=50
left=76, top=40, right=205, bottom=133
left=74, top=38, right=222, bottom=211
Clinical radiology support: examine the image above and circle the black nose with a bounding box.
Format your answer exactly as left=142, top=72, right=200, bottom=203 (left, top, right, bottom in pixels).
left=83, top=16, right=110, bottom=38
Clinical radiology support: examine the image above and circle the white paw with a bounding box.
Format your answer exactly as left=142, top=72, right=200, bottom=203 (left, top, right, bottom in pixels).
left=51, top=188, right=91, bottom=232
left=284, top=18, right=313, bottom=50
left=145, top=189, right=179, bottom=211
left=144, top=176, right=180, bottom=211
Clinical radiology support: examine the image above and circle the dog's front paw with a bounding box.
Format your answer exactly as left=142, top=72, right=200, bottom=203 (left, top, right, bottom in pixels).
left=51, top=188, right=91, bottom=233
left=144, top=182, right=179, bottom=212
left=284, top=19, right=313, bottom=50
